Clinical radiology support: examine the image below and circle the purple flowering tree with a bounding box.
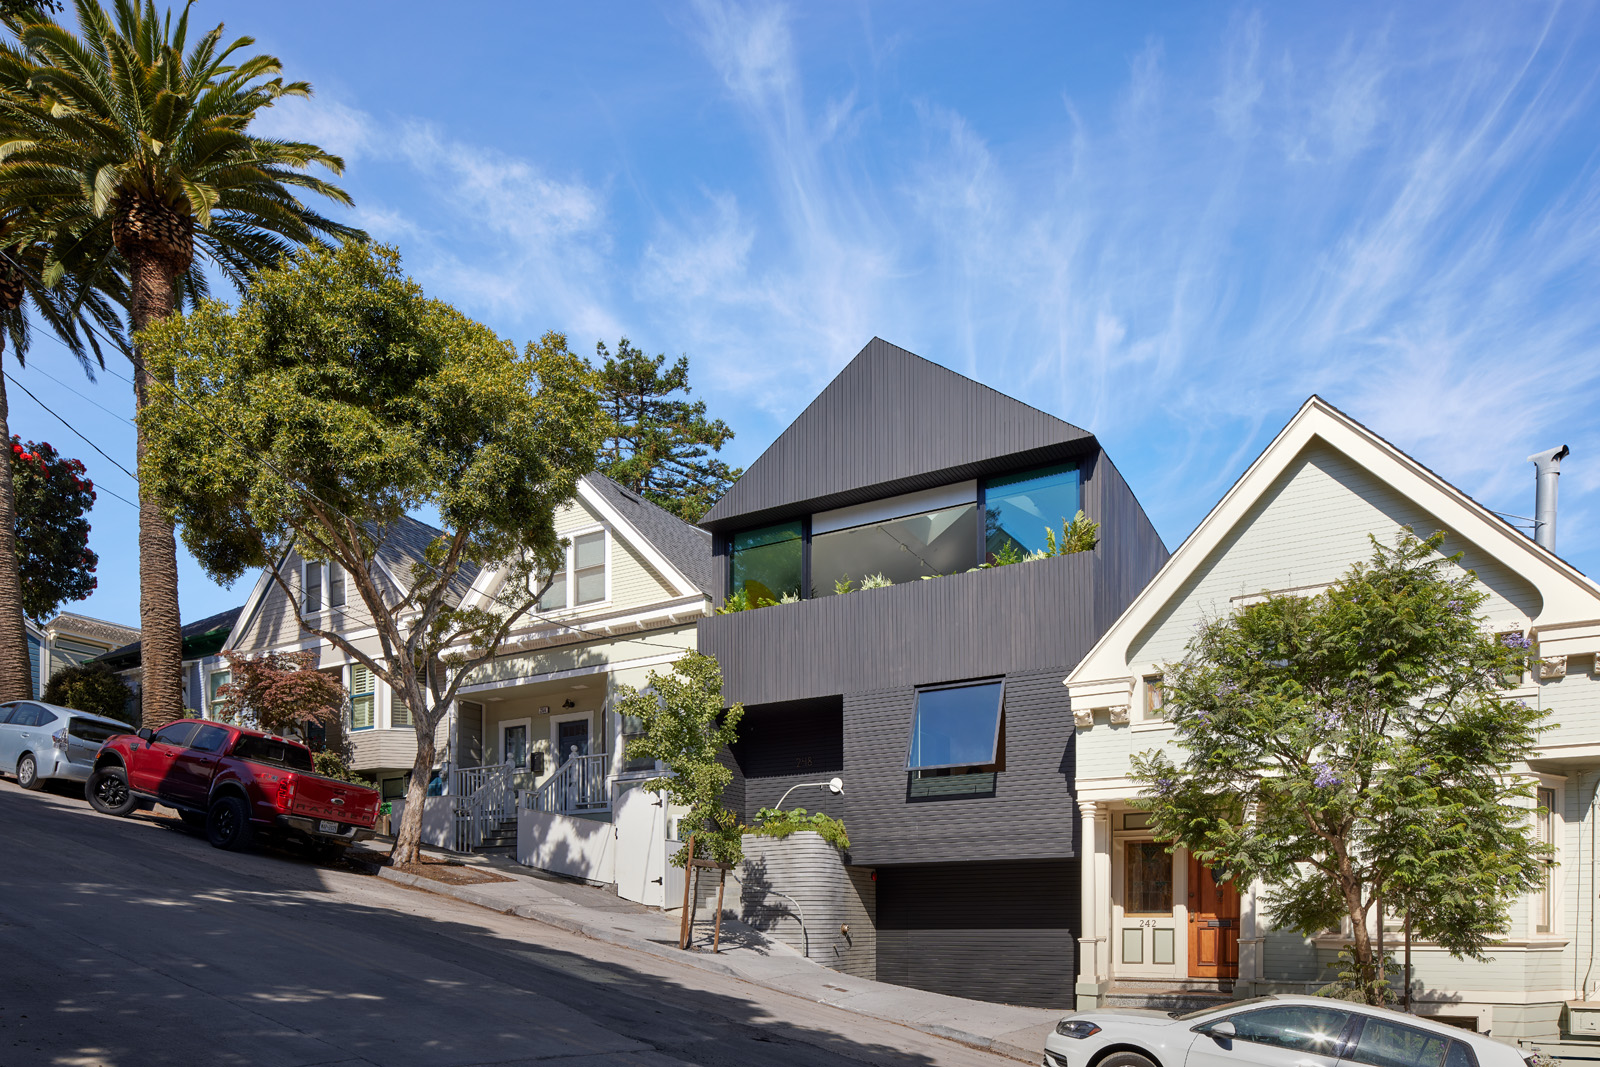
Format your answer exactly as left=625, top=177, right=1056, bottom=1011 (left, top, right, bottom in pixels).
left=1131, top=531, right=1549, bottom=1005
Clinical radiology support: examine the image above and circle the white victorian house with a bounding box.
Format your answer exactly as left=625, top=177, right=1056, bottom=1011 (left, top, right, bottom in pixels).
left=1065, top=397, right=1600, bottom=1045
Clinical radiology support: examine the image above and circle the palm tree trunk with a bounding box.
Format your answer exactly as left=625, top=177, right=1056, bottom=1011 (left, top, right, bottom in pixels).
left=0, top=348, right=35, bottom=702
left=128, top=252, right=184, bottom=729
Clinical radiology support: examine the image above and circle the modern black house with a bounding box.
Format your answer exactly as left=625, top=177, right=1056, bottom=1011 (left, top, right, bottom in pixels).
left=697, top=338, right=1169, bottom=1008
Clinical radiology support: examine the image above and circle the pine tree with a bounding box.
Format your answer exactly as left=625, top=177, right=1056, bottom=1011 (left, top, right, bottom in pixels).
left=593, top=339, right=740, bottom=522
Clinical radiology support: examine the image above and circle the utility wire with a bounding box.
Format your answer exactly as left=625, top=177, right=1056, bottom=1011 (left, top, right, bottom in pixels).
left=2, top=371, right=140, bottom=510
left=22, top=356, right=135, bottom=426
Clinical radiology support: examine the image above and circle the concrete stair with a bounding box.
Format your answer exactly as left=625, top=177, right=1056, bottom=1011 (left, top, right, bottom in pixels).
left=1105, top=977, right=1235, bottom=1013
left=477, top=818, right=518, bottom=850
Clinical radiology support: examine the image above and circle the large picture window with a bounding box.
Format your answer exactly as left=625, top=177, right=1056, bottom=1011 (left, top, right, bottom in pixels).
left=729, top=520, right=803, bottom=604
left=812, top=502, right=977, bottom=596
left=906, top=680, right=1004, bottom=771
left=983, top=462, right=1079, bottom=561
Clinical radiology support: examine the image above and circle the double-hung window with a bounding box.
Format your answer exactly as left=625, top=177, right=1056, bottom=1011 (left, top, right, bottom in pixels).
left=1537, top=787, right=1557, bottom=933
left=303, top=560, right=346, bottom=614
left=349, top=663, right=375, bottom=731
left=535, top=530, right=608, bottom=611
left=906, top=680, right=1005, bottom=773
left=208, top=669, right=231, bottom=719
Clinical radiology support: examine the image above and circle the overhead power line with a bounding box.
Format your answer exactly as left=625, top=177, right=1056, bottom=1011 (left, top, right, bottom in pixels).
left=2, top=371, right=140, bottom=510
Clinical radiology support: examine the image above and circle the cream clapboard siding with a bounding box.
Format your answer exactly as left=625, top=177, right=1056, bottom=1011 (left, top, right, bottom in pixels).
left=1077, top=441, right=1544, bottom=783
left=503, top=496, right=678, bottom=615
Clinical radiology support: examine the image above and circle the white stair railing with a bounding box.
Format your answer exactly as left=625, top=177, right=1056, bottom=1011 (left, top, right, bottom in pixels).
left=449, top=761, right=515, bottom=852
left=529, top=747, right=610, bottom=815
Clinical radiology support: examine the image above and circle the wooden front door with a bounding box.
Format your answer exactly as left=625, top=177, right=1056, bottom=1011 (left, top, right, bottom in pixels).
left=1187, top=856, right=1240, bottom=978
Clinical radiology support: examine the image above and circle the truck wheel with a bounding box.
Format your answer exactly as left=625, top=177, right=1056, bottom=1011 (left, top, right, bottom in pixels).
left=87, top=766, right=138, bottom=816
left=17, top=753, right=43, bottom=790
left=205, top=795, right=254, bottom=851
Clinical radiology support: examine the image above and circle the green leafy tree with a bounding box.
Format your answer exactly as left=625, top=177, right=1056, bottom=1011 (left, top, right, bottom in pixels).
left=10, top=437, right=97, bottom=619
left=593, top=338, right=741, bottom=522
left=43, top=661, right=132, bottom=722
left=616, top=651, right=744, bottom=867
left=1131, top=531, right=1549, bottom=1005
left=0, top=0, right=360, bottom=727
left=136, top=241, right=602, bottom=865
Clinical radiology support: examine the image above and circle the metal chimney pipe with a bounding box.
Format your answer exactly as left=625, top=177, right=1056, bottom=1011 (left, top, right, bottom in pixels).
left=1528, top=445, right=1570, bottom=551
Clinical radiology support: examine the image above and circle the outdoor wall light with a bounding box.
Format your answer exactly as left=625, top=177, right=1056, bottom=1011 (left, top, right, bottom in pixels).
left=773, top=777, right=845, bottom=809
left=562, top=699, right=576, bottom=708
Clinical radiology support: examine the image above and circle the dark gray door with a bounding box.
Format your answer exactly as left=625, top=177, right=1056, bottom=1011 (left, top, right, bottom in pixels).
left=876, top=859, right=1077, bottom=1008
left=458, top=701, right=483, bottom=766
left=557, top=718, right=589, bottom=760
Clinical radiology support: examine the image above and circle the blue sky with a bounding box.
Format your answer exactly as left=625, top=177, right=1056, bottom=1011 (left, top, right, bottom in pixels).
left=10, top=1, right=1600, bottom=629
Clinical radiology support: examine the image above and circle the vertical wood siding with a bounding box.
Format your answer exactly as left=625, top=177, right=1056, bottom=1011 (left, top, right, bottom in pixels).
left=702, top=338, right=1094, bottom=531
left=876, top=860, right=1078, bottom=1008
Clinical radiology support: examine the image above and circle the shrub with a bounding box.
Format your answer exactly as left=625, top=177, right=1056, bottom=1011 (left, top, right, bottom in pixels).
left=748, top=806, right=850, bottom=850
left=43, top=663, right=135, bottom=724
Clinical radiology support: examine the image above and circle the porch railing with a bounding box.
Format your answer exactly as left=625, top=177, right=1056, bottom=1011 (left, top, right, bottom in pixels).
left=450, top=761, right=514, bottom=852
left=528, top=748, right=610, bottom=815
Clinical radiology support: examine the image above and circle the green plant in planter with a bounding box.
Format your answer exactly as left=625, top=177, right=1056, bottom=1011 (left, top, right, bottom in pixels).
left=834, top=574, right=855, bottom=595
left=859, top=573, right=892, bottom=590
left=748, top=806, right=850, bottom=849
left=1048, top=510, right=1099, bottom=555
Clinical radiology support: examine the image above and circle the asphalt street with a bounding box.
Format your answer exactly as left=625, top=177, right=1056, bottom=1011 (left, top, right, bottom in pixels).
left=0, top=777, right=1018, bottom=1067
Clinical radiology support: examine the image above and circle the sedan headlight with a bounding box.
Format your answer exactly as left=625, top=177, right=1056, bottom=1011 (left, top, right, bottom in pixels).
left=1055, top=1020, right=1102, bottom=1039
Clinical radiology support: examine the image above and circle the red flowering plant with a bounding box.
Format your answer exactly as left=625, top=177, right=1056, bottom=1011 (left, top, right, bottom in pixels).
left=10, top=437, right=98, bottom=620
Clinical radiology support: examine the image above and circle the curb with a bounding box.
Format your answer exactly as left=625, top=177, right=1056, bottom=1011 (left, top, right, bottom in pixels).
left=372, top=865, right=1041, bottom=1063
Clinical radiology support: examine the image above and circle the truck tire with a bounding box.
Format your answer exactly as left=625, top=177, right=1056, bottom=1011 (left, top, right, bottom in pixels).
left=87, top=766, right=138, bottom=816
left=17, top=753, right=43, bottom=790
left=206, top=795, right=254, bottom=851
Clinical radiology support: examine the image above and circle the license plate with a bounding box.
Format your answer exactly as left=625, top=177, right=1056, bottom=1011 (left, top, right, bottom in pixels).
left=317, top=820, right=341, bottom=833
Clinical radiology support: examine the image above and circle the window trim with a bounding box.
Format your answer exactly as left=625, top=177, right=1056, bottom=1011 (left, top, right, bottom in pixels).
left=1531, top=776, right=1564, bottom=938
left=499, top=716, right=534, bottom=772
left=207, top=669, right=232, bottom=719
left=904, top=677, right=1007, bottom=773
left=300, top=558, right=347, bottom=616
left=348, top=661, right=377, bottom=732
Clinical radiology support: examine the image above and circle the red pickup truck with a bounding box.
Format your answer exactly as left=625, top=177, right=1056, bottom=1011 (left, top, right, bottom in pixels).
left=86, top=719, right=379, bottom=856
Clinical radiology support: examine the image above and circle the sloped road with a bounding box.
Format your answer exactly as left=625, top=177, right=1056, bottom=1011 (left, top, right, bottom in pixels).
left=0, top=779, right=1017, bottom=1067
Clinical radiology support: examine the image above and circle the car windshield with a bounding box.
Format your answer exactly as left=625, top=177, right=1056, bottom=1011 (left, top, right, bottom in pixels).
left=1172, top=995, right=1279, bottom=1021
left=68, top=718, right=127, bottom=744
left=232, top=736, right=314, bottom=772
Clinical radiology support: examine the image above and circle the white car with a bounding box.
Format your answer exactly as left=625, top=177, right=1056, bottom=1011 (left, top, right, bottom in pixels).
left=1044, top=994, right=1527, bottom=1067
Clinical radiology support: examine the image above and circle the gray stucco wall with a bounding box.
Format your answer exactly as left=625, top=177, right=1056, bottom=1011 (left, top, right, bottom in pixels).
left=737, top=832, right=876, bottom=978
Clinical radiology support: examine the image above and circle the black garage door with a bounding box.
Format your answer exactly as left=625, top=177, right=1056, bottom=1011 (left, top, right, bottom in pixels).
left=876, top=860, right=1077, bottom=1008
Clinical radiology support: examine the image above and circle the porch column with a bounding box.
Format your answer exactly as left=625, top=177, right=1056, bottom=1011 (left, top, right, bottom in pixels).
left=1237, top=876, right=1264, bottom=995
left=1077, top=799, right=1110, bottom=1008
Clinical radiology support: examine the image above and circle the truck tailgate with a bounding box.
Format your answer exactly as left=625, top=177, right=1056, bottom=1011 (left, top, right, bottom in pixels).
left=290, top=776, right=380, bottom=828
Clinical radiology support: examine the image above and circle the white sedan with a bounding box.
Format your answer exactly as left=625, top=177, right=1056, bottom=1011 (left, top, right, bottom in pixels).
left=1044, top=995, right=1527, bottom=1067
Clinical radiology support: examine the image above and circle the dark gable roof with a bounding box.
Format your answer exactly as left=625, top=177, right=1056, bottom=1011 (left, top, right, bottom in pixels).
left=583, top=473, right=716, bottom=596
left=371, top=514, right=481, bottom=600
left=99, top=604, right=245, bottom=669
left=700, top=337, right=1097, bottom=533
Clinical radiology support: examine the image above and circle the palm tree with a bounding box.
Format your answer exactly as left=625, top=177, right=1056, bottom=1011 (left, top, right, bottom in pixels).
left=0, top=0, right=360, bottom=726
left=0, top=234, right=122, bottom=701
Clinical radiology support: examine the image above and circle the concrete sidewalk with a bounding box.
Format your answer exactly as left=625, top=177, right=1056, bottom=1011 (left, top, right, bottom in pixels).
left=353, top=843, right=1059, bottom=1063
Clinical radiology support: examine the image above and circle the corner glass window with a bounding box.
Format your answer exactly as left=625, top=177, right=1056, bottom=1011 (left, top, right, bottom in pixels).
left=812, top=503, right=978, bottom=596
left=984, top=462, right=1079, bottom=561
left=907, top=681, right=1004, bottom=771
left=729, top=521, right=803, bottom=604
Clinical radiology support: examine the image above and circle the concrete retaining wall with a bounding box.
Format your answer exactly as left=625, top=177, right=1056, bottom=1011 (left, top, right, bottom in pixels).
left=734, top=831, right=876, bottom=978
left=519, top=808, right=616, bottom=884
left=388, top=797, right=455, bottom=850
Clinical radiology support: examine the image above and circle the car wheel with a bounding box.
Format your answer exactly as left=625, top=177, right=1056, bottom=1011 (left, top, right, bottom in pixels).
left=205, top=795, right=254, bottom=851
left=1098, top=1052, right=1159, bottom=1067
left=86, top=766, right=138, bottom=816
left=17, top=753, right=42, bottom=790
left=178, top=810, right=207, bottom=831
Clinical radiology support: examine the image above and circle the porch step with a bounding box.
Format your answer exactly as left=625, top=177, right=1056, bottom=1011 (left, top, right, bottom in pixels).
left=1105, top=979, right=1235, bottom=1013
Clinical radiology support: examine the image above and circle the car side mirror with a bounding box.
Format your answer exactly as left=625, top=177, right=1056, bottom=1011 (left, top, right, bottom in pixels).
left=136, top=728, right=154, bottom=742
left=1206, top=1021, right=1236, bottom=1041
